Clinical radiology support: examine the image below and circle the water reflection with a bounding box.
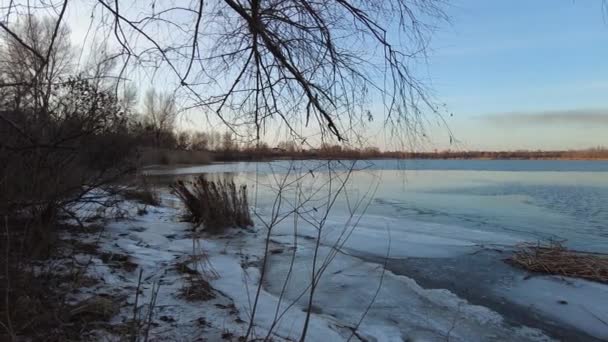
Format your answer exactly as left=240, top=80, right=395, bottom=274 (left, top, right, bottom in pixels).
left=143, top=160, right=608, bottom=253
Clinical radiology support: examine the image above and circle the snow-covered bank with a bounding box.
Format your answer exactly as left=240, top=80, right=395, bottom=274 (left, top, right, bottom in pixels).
left=67, top=202, right=249, bottom=340
left=64, top=192, right=607, bottom=341
left=67, top=196, right=354, bottom=340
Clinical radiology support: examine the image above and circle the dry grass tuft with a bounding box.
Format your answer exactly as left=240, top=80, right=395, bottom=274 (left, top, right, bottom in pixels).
left=178, top=275, right=216, bottom=302
left=175, top=259, right=200, bottom=276
left=101, top=252, right=138, bottom=272
left=171, top=176, right=253, bottom=232
left=507, top=241, right=608, bottom=284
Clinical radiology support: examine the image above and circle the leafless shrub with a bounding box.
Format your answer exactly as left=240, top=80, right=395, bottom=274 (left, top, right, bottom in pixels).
left=0, top=222, right=117, bottom=341
left=171, top=176, right=253, bottom=232
left=231, top=160, right=382, bottom=341
left=0, top=15, right=138, bottom=339
left=127, top=269, right=162, bottom=342
left=0, top=78, right=138, bottom=256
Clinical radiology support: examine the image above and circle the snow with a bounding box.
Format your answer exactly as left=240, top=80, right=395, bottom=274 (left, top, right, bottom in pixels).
left=206, top=253, right=346, bottom=341
left=60, top=189, right=607, bottom=341
left=498, top=275, right=608, bottom=340
left=63, top=202, right=250, bottom=340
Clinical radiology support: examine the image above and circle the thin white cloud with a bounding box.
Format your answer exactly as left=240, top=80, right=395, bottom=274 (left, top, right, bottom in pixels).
left=480, top=108, right=608, bottom=125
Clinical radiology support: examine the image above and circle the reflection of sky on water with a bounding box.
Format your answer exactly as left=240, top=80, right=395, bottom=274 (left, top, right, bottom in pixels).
left=145, top=160, right=608, bottom=253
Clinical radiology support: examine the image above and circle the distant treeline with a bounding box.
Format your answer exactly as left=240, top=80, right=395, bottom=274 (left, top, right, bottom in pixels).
left=205, top=145, right=608, bottom=162
left=376, top=149, right=608, bottom=160
left=158, top=130, right=608, bottom=162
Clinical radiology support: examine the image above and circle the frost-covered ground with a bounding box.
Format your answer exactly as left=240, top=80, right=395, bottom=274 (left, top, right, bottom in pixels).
left=60, top=188, right=608, bottom=341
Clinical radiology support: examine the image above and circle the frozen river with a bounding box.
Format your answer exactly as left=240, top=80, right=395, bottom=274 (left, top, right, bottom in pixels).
left=144, top=159, right=608, bottom=340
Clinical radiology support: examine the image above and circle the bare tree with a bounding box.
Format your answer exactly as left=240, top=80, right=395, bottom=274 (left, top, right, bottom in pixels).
left=143, top=89, right=178, bottom=148
left=119, top=83, right=139, bottom=115
left=176, top=131, right=192, bottom=150
left=191, top=131, right=210, bottom=151
left=0, top=15, right=72, bottom=113
left=222, top=131, right=235, bottom=152
left=2, top=0, right=448, bottom=145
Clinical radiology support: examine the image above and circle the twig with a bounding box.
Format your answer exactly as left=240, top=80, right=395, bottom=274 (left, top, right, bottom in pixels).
left=131, top=268, right=144, bottom=342
left=3, top=216, right=15, bottom=340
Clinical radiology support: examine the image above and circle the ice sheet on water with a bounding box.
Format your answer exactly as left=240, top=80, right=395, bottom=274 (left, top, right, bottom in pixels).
left=262, top=230, right=551, bottom=342
left=498, top=275, right=608, bottom=340
left=272, top=213, right=521, bottom=258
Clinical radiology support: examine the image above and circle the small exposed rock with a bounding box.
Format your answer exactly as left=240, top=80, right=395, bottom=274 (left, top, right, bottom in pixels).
left=159, top=315, right=176, bottom=323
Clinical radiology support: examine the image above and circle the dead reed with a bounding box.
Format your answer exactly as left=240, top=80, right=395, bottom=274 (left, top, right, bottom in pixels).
left=177, top=276, right=216, bottom=302
left=507, top=241, right=608, bottom=284
left=171, top=176, right=253, bottom=232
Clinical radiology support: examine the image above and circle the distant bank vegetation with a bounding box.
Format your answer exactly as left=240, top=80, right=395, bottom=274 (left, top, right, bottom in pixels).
left=143, top=138, right=608, bottom=165
left=134, top=125, right=608, bottom=164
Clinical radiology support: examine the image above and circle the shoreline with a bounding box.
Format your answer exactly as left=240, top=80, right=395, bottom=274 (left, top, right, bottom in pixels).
left=38, top=191, right=607, bottom=341
left=357, top=249, right=605, bottom=341
left=138, top=151, right=608, bottom=169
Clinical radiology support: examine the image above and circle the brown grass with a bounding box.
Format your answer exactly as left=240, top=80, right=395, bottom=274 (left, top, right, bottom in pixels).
left=175, top=252, right=220, bottom=306
left=178, top=275, right=216, bottom=302
left=171, top=176, right=253, bottom=232
left=507, top=241, right=608, bottom=284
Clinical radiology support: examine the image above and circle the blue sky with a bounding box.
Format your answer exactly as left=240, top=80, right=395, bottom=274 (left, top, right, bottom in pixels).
left=422, top=0, right=608, bottom=150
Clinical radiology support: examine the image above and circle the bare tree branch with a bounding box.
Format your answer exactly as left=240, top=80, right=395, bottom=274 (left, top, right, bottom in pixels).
left=0, top=21, right=45, bottom=61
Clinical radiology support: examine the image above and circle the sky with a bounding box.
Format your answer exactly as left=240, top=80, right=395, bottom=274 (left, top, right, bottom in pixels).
left=422, top=0, right=608, bottom=150
left=47, top=0, right=608, bottom=151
